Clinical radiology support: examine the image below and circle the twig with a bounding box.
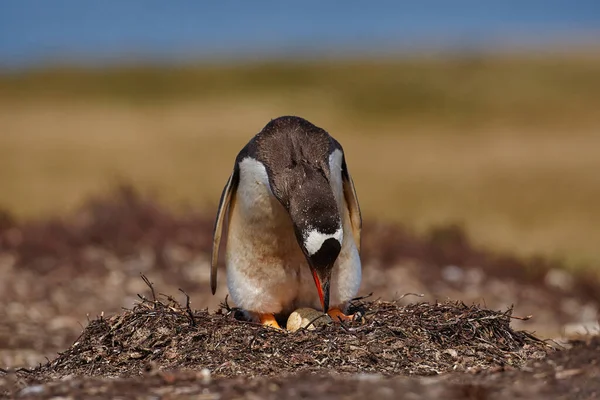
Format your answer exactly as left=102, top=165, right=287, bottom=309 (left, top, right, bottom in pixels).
left=351, top=292, right=374, bottom=301
left=302, top=313, right=330, bottom=331
left=0, top=366, right=36, bottom=374
left=140, top=274, right=157, bottom=306
left=136, top=294, right=147, bottom=305
left=337, top=318, right=359, bottom=333
left=219, top=295, right=243, bottom=316
left=397, top=292, right=425, bottom=300
left=179, top=288, right=197, bottom=327
left=220, top=294, right=232, bottom=312
left=510, top=314, right=533, bottom=321
left=543, top=337, right=567, bottom=349
left=159, top=293, right=180, bottom=310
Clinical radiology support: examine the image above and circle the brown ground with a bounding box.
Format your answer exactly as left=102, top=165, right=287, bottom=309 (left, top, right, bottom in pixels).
left=1, top=187, right=599, bottom=399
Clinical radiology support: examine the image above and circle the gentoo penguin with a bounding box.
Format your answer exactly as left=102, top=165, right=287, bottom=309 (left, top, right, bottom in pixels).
left=211, top=116, right=362, bottom=329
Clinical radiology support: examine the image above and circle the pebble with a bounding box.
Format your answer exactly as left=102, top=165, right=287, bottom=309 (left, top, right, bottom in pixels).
left=19, top=385, right=46, bottom=396
left=442, top=265, right=464, bottom=283
left=544, top=269, right=574, bottom=291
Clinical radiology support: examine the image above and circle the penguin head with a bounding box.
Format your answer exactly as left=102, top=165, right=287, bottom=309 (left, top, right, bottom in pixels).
left=285, top=167, right=343, bottom=313
left=254, top=116, right=344, bottom=312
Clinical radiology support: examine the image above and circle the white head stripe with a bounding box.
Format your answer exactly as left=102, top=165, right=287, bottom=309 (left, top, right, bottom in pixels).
left=303, top=228, right=343, bottom=256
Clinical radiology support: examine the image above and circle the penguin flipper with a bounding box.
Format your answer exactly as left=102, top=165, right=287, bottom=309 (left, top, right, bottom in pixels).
left=211, top=172, right=237, bottom=295
left=341, top=159, right=362, bottom=253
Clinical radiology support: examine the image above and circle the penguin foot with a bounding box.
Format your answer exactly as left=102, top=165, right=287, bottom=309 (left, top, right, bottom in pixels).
left=259, top=313, right=282, bottom=329
left=327, top=308, right=355, bottom=323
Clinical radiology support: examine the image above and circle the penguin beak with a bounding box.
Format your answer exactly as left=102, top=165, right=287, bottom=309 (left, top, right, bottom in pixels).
left=310, top=268, right=331, bottom=313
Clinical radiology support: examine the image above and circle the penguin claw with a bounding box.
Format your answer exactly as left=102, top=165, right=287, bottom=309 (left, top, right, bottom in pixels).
left=258, top=313, right=282, bottom=329
left=327, top=308, right=355, bottom=323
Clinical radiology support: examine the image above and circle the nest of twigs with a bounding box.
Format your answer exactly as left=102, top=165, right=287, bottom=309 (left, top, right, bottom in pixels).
left=27, top=278, right=551, bottom=382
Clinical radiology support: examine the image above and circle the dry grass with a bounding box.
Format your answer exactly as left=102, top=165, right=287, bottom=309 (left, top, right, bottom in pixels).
left=1, top=53, right=600, bottom=266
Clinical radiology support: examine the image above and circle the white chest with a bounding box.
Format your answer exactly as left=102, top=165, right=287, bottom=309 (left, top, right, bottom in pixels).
left=228, top=157, right=299, bottom=258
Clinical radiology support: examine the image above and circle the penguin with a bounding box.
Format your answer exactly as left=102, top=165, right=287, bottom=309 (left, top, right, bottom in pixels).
left=211, top=116, right=362, bottom=329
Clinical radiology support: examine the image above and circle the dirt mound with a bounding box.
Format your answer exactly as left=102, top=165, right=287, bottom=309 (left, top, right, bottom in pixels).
left=19, top=283, right=548, bottom=382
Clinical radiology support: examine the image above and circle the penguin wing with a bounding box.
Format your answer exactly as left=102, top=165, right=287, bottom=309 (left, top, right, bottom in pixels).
left=341, top=155, right=362, bottom=253
left=211, top=170, right=238, bottom=294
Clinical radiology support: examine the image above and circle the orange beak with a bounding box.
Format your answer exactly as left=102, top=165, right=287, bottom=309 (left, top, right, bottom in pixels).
left=311, top=268, right=330, bottom=313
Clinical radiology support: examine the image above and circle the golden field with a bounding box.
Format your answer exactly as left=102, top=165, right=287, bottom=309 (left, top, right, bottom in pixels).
left=1, top=52, right=599, bottom=266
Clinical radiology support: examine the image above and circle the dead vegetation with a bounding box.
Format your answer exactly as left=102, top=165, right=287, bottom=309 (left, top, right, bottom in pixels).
left=0, top=280, right=554, bottom=399
left=2, top=289, right=598, bottom=399
left=21, top=283, right=548, bottom=381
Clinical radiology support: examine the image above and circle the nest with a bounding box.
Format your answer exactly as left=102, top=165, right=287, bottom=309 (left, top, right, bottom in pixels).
left=31, top=280, right=550, bottom=381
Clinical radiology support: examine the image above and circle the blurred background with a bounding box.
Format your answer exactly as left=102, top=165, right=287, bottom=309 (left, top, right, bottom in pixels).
left=1, top=1, right=599, bottom=267
left=2, top=1, right=600, bottom=369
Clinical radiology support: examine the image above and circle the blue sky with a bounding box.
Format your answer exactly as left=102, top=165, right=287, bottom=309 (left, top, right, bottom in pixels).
left=1, top=1, right=599, bottom=68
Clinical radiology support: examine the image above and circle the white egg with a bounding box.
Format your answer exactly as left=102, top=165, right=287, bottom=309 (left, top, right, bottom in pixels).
left=286, top=307, right=332, bottom=331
